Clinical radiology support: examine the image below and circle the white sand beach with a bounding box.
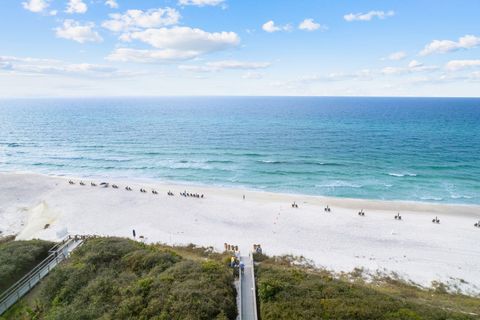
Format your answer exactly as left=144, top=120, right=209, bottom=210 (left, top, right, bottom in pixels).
left=1, top=172, right=479, bottom=295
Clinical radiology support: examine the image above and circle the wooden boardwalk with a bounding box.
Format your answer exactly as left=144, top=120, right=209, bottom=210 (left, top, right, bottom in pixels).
left=239, top=254, right=258, bottom=320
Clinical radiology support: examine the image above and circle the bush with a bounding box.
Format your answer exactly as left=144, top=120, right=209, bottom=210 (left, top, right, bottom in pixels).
left=4, top=237, right=237, bottom=320
left=255, top=257, right=480, bottom=320
left=0, top=239, right=53, bottom=292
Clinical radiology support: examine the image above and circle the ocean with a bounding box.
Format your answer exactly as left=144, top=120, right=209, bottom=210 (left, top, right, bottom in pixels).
left=0, top=97, right=479, bottom=204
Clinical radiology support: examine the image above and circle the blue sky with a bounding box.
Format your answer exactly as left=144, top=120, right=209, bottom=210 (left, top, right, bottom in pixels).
left=1, top=0, right=479, bottom=97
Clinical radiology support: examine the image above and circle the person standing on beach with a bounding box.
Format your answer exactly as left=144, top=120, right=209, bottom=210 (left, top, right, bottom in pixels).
left=132, top=229, right=136, bottom=238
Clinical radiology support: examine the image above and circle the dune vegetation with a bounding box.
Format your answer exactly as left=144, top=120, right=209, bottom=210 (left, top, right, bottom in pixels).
left=0, top=237, right=53, bottom=292
left=3, top=237, right=480, bottom=320
left=253, top=253, right=480, bottom=320
left=1, top=237, right=237, bottom=320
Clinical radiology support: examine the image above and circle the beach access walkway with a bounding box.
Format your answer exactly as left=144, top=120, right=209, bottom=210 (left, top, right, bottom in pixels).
left=239, top=253, right=258, bottom=320
left=0, top=235, right=86, bottom=315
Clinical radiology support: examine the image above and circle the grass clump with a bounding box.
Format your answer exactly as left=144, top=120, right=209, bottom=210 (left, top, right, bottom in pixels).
left=2, top=237, right=237, bottom=320
left=255, top=256, right=480, bottom=320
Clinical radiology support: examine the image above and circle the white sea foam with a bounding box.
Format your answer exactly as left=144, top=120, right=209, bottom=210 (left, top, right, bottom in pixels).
left=420, top=196, right=443, bottom=201
left=388, top=172, right=417, bottom=177
left=450, top=194, right=473, bottom=199
left=316, top=181, right=363, bottom=188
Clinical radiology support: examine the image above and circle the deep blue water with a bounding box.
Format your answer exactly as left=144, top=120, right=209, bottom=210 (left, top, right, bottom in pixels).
left=1, top=97, right=479, bottom=204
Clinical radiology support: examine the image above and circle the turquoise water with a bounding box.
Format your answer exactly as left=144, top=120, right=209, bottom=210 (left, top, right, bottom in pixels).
left=0, top=97, right=479, bottom=204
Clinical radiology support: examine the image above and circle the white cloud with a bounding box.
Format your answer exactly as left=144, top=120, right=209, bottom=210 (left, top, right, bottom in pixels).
left=242, top=72, right=264, bottom=79
left=55, top=20, right=103, bottom=43
left=344, top=10, right=395, bottom=22
left=420, top=35, right=480, bottom=56
left=278, top=70, right=375, bottom=88
left=262, top=20, right=291, bottom=33
left=65, top=0, right=87, bottom=14
left=381, top=60, right=438, bottom=75
left=469, top=71, right=480, bottom=80
left=105, top=0, right=118, bottom=9
left=22, top=0, right=49, bottom=13
left=120, top=27, right=239, bottom=56
left=177, top=65, right=210, bottom=72
left=445, top=60, right=480, bottom=71
left=408, top=60, right=423, bottom=69
left=102, top=8, right=180, bottom=32
left=262, top=21, right=279, bottom=33
left=49, top=10, right=57, bottom=16
left=179, top=60, right=271, bottom=72
left=207, top=60, right=270, bottom=70
left=178, top=0, right=225, bottom=7
left=381, top=67, right=403, bottom=75
left=298, top=19, right=326, bottom=32
left=107, top=48, right=200, bottom=62
left=0, top=55, right=129, bottom=78
left=385, top=51, right=407, bottom=61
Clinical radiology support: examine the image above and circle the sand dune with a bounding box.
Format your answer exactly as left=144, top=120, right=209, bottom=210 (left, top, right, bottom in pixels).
left=1, top=171, right=479, bottom=295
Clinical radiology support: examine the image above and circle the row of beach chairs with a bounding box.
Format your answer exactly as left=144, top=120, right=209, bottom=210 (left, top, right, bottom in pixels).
left=180, top=191, right=204, bottom=198
left=69, top=180, right=175, bottom=196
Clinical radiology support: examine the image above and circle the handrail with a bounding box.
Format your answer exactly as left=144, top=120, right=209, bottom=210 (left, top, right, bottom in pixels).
left=238, top=256, right=243, bottom=320
left=0, top=237, right=76, bottom=301
left=0, top=235, right=88, bottom=315
left=0, top=248, right=66, bottom=302
left=249, top=252, right=259, bottom=320
left=47, top=235, right=70, bottom=253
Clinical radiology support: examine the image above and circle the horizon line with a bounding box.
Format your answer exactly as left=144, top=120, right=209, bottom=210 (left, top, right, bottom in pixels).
left=1, top=95, right=480, bottom=100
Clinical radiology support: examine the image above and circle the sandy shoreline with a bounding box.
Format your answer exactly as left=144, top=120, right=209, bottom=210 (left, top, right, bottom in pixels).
left=1, top=171, right=479, bottom=295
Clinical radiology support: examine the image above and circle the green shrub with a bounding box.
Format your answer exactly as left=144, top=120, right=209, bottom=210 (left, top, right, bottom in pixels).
left=384, top=309, right=423, bottom=320
left=4, top=237, right=237, bottom=320
left=0, top=239, right=53, bottom=292
left=258, top=278, right=286, bottom=301
left=255, top=258, right=479, bottom=320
